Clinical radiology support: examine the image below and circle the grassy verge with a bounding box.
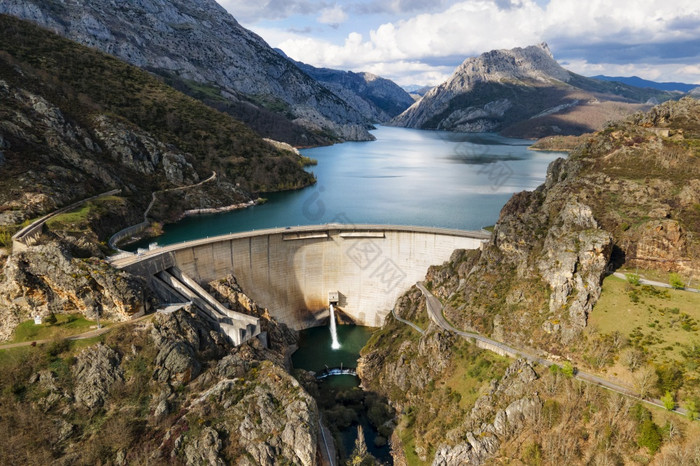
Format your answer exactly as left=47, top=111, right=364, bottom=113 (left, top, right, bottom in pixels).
left=7, top=314, right=105, bottom=344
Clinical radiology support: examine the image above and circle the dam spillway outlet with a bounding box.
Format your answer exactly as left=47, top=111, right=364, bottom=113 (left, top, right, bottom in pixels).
left=329, top=304, right=341, bottom=350
left=111, top=225, right=489, bottom=331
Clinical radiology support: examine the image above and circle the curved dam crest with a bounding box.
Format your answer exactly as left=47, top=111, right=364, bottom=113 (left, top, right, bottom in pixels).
left=112, top=225, right=489, bottom=329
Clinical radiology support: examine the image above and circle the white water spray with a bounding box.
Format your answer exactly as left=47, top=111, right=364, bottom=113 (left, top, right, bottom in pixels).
left=329, top=304, right=341, bottom=350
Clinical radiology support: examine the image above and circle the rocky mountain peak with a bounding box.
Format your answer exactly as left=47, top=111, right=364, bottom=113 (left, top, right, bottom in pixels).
left=453, top=42, right=570, bottom=86
left=392, top=42, right=674, bottom=137
left=537, top=41, right=554, bottom=58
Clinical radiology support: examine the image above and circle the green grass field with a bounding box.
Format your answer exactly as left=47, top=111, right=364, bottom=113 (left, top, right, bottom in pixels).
left=590, top=275, right=700, bottom=363
left=7, top=313, right=104, bottom=344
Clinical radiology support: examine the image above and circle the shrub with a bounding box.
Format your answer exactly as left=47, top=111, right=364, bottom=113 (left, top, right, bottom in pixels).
left=684, top=400, right=697, bottom=421
left=522, top=442, right=543, bottom=465
left=669, top=273, right=685, bottom=290
left=561, top=361, right=575, bottom=378
left=45, top=339, right=70, bottom=357
left=638, top=419, right=662, bottom=453
left=661, top=391, right=675, bottom=411
left=626, top=273, right=641, bottom=286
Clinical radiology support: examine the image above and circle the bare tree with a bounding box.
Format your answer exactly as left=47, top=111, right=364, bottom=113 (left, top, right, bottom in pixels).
left=620, top=347, right=645, bottom=372
left=633, top=365, right=658, bottom=398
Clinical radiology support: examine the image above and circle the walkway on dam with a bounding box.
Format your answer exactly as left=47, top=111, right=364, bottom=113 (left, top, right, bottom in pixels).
left=414, top=282, right=691, bottom=418
left=108, top=224, right=492, bottom=269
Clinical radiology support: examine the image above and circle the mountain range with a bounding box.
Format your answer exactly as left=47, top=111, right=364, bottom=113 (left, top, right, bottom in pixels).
left=287, top=56, right=415, bottom=122
left=0, top=0, right=392, bottom=145
left=592, top=75, right=698, bottom=93
left=0, top=14, right=314, bottom=237
left=392, top=43, right=679, bottom=138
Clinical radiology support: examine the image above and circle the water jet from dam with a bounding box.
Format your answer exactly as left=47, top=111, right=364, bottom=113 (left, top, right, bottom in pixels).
left=111, top=225, right=490, bottom=334
left=329, top=304, right=341, bottom=350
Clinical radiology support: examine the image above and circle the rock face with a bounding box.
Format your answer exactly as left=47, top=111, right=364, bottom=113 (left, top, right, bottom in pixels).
left=0, top=300, right=320, bottom=464
left=0, top=0, right=374, bottom=143
left=292, top=59, right=415, bottom=122
left=392, top=43, right=674, bottom=138
left=432, top=359, right=540, bottom=465
left=151, top=308, right=318, bottom=466
left=414, top=98, right=700, bottom=350
left=72, top=343, right=124, bottom=409
left=0, top=242, right=147, bottom=340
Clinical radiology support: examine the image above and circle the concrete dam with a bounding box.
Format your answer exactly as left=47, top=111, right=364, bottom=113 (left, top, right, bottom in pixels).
left=111, top=225, right=489, bottom=337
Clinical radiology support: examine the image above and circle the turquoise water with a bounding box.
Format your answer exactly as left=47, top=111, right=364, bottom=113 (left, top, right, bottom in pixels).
left=291, top=325, right=375, bottom=373
left=129, top=126, right=562, bottom=249
left=292, top=325, right=390, bottom=462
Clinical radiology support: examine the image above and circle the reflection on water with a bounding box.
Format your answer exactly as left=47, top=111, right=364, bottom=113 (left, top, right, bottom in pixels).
left=128, top=126, right=563, bottom=250
left=292, top=325, right=374, bottom=372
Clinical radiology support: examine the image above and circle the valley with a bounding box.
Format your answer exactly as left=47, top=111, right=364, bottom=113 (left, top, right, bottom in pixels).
left=1, top=2, right=700, bottom=465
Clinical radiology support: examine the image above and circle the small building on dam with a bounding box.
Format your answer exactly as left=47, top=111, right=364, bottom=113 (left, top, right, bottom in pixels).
left=111, top=224, right=489, bottom=340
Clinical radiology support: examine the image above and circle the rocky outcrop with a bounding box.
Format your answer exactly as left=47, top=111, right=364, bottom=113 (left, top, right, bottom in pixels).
left=358, top=287, right=455, bottom=397
left=536, top=201, right=613, bottom=340
left=432, top=359, right=540, bottom=465
left=392, top=43, right=673, bottom=138
left=414, top=98, right=700, bottom=350
left=150, top=307, right=231, bottom=385
left=148, top=307, right=318, bottom=465
left=92, top=115, right=199, bottom=186
left=0, top=242, right=147, bottom=340
left=0, top=0, right=374, bottom=143
left=72, top=343, right=124, bottom=410
left=0, top=299, right=320, bottom=464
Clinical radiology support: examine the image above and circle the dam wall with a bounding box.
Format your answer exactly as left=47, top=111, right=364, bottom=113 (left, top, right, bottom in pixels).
left=112, top=225, right=489, bottom=329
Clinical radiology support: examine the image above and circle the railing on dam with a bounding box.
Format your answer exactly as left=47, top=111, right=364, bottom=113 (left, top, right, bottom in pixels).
left=109, top=224, right=491, bottom=330
left=109, top=224, right=491, bottom=268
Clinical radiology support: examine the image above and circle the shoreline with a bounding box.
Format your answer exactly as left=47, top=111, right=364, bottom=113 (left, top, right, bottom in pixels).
left=177, top=199, right=259, bottom=220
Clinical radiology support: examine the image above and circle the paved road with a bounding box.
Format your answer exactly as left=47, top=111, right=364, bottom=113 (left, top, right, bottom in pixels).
left=613, top=272, right=698, bottom=293
left=414, top=282, right=689, bottom=417
left=391, top=306, right=424, bottom=334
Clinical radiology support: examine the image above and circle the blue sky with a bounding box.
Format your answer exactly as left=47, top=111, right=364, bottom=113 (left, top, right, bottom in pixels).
left=216, top=0, right=700, bottom=87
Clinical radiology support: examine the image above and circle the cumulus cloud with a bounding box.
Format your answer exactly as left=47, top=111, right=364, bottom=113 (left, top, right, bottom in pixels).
left=223, top=0, right=700, bottom=85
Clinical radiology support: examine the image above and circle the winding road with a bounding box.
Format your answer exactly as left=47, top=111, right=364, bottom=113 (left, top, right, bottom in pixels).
left=414, top=282, right=690, bottom=417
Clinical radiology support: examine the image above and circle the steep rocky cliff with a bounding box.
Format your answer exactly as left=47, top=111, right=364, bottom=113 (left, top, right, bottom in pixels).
left=393, top=43, right=676, bottom=138
left=0, top=301, right=321, bottom=465
left=0, top=14, right=316, bottom=339
left=412, top=98, right=700, bottom=352
left=292, top=59, right=415, bottom=122
left=0, top=242, right=148, bottom=340
left=0, top=0, right=374, bottom=144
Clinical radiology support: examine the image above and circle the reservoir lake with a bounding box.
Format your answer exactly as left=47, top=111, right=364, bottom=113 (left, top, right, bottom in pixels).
left=130, top=126, right=564, bottom=462
left=132, top=126, right=563, bottom=248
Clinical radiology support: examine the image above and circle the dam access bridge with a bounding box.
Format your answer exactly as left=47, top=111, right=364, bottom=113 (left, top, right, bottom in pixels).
left=110, top=224, right=490, bottom=343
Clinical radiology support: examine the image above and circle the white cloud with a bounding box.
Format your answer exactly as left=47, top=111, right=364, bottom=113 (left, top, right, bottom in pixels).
left=225, top=0, right=700, bottom=85
left=318, top=5, right=348, bottom=26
